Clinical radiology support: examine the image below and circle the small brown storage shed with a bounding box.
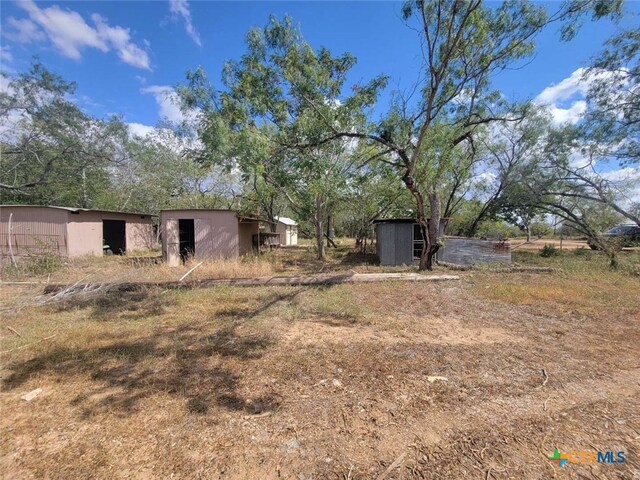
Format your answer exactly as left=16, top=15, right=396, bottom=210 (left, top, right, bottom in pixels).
left=159, top=209, right=272, bottom=266
left=0, top=205, right=154, bottom=258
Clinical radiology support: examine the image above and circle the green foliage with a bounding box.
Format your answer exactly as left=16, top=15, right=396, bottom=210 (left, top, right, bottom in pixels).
left=7, top=253, right=62, bottom=276
left=573, top=246, right=591, bottom=257
left=583, top=28, right=640, bottom=166
left=539, top=244, right=560, bottom=258
left=530, top=221, right=552, bottom=238
left=178, top=16, right=391, bottom=258
left=0, top=61, right=126, bottom=206
left=475, top=220, right=521, bottom=239
left=559, top=0, right=623, bottom=41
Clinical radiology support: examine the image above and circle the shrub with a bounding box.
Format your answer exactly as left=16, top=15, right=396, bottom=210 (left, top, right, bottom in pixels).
left=476, top=221, right=521, bottom=239
left=573, top=246, right=590, bottom=256
left=539, top=244, right=560, bottom=258
left=20, top=253, right=61, bottom=275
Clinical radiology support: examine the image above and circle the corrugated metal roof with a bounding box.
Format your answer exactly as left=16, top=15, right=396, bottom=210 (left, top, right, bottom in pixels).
left=275, top=216, right=297, bottom=226
left=238, top=216, right=276, bottom=224
left=373, top=217, right=450, bottom=224
left=160, top=208, right=235, bottom=212
left=0, top=205, right=156, bottom=217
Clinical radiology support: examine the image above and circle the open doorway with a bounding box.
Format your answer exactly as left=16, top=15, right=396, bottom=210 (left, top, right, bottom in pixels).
left=178, top=219, right=195, bottom=261
left=103, top=220, right=126, bottom=255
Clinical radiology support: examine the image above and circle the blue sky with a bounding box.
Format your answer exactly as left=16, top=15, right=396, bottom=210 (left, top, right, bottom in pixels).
left=0, top=1, right=638, bottom=133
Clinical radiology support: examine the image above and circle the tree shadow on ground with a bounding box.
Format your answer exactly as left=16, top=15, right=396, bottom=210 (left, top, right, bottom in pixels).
left=2, top=289, right=311, bottom=418
left=340, top=250, right=379, bottom=266
left=215, top=288, right=305, bottom=320
left=55, top=287, right=175, bottom=321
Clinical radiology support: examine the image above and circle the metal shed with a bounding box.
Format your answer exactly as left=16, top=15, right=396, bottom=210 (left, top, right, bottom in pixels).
left=0, top=205, right=154, bottom=259
left=275, top=216, right=298, bottom=246
left=159, top=209, right=273, bottom=266
left=374, top=218, right=511, bottom=266
left=375, top=218, right=448, bottom=266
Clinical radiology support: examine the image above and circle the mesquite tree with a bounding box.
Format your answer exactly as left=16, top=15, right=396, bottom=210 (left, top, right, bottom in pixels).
left=582, top=28, right=639, bottom=166
left=0, top=62, right=124, bottom=206
left=329, top=0, right=551, bottom=269
left=316, top=0, right=619, bottom=269
left=178, top=16, right=386, bottom=260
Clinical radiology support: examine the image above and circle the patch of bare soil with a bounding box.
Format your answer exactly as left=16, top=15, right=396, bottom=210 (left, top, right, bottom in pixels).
left=1, top=274, right=638, bottom=479
left=512, top=238, right=589, bottom=251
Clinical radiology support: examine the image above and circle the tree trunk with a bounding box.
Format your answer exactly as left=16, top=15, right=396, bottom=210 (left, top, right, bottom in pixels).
left=315, top=221, right=325, bottom=260
left=81, top=168, right=88, bottom=208
left=425, top=191, right=441, bottom=270
left=401, top=171, right=431, bottom=270
left=315, top=195, right=326, bottom=261
left=522, top=212, right=532, bottom=242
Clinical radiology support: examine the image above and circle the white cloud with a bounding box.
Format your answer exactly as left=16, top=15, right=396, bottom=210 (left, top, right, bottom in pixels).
left=4, top=17, right=46, bottom=43
left=141, top=85, right=185, bottom=123
left=602, top=166, right=640, bottom=206
left=127, top=122, right=156, bottom=138
left=16, top=1, right=107, bottom=59
left=0, top=46, right=13, bottom=64
left=535, top=68, right=589, bottom=105
left=169, top=0, right=201, bottom=47
left=602, top=165, right=640, bottom=184
left=534, top=68, right=617, bottom=126
left=131, top=85, right=201, bottom=141
left=91, top=14, right=151, bottom=70
left=547, top=100, right=587, bottom=125
left=534, top=69, right=588, bottom=126
left=4, top=1, right=150, bottom=69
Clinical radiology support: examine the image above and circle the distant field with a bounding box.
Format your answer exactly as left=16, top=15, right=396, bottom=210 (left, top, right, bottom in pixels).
left=510, top=237, right=589, bottom=251
left=1, top=242, right=639, bottom=478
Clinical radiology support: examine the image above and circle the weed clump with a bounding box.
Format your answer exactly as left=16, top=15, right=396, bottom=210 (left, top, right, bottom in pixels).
left=539, top=244, right=560, bottom=258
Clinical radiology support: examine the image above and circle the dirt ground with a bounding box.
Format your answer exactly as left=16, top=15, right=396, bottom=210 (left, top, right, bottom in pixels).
left=510, top=237, right=589, bottom=251
left=1, top=249, right=639, bottom=479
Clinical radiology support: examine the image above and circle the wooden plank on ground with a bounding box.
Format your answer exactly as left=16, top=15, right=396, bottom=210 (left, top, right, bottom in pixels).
left=42, top=273, right=459, bottom=294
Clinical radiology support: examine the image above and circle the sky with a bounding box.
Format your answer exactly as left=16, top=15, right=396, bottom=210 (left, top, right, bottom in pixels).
left=0, top=0, right=639, bottom=201
left=1, top=1, right=637, bottom=126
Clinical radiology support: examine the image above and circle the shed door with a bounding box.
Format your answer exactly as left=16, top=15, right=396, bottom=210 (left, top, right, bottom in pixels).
left=194, top=218, right=212, bottom=259
left=103, top=220, right=126, bottom=255
left=165, top=219, right=180, bottom=267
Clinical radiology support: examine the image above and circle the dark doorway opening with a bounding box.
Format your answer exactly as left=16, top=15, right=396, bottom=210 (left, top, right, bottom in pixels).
left=103, top=220, right=126, bottom=255
left=178, top=219, right=195, bottom=261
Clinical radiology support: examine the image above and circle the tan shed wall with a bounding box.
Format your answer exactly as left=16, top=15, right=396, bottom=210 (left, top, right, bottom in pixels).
left=0, top=207, right=153, bottom=259
left=67, top=211, right=154, bottom=257
left=238, top=221, right=259, bottom=255
left=160, top=210, right=239, bottom=264
left=0, top=206, right=69, bottom=257
left=164, top=219, right=180, bottom=266
left=276, top=222, right=287, bottom=246
left=67, top=212, right=103, bottom=256
left=276, top=222, right=298, bottom=246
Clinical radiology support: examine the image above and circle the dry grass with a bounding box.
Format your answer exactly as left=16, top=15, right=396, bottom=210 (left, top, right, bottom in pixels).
left=1, top=245, right=639, bottom=478
left=510, top=237, right=589, bottom=251
left=1, top=239, right=410, bottom=286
